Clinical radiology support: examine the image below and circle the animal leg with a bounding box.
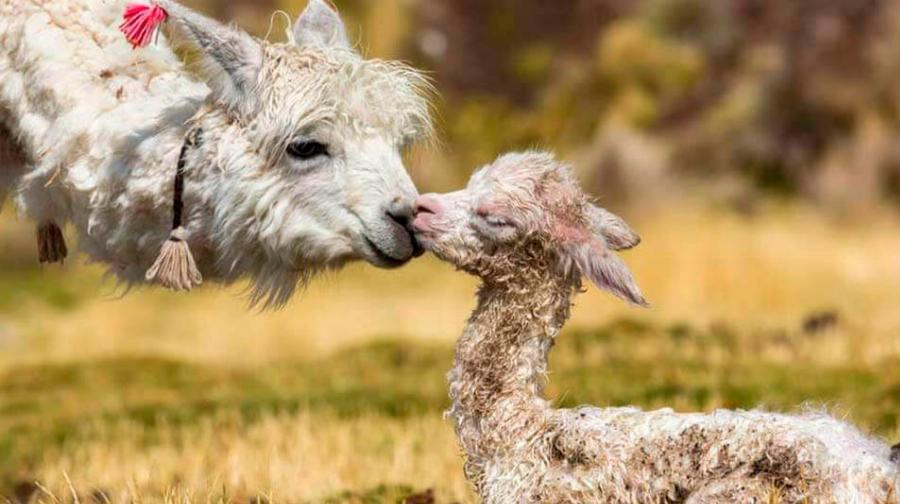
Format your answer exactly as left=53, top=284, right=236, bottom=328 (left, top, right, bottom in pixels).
left=37, top=222, right=67, bottom=264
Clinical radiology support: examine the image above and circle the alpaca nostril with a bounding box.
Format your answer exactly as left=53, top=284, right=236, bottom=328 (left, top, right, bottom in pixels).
left=386, top=199, right=414, bottom=228
left=387, top=209, right=409, bottom=228
left=415, top=195, right=442, bottom=216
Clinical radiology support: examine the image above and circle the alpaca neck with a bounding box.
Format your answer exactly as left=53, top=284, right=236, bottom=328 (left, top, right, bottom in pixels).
left=448, top=271, right=575, bottom=460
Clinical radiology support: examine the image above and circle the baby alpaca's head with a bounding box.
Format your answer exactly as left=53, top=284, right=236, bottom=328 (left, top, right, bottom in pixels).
left=412, top=152, right=647, bottom=306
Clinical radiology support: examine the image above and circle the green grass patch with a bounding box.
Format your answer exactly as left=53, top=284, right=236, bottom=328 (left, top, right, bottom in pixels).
left=1, top=318, right=899, bottom=494
left=0, top=269, right=86, bottom=312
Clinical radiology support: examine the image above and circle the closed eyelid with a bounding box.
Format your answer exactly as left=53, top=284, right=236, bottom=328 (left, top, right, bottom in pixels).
left=475, top=202, right=505, bottom=217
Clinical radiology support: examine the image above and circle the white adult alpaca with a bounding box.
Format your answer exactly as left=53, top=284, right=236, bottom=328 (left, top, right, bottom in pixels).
left=412, top=152, right=900, bottom=503
left=0, top=0, right=431, bottom=305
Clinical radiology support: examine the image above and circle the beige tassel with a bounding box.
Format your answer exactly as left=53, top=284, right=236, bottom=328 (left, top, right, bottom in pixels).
left=37, top=222, right=68, bottom=264
left=145, top=226, right=202, bottom=291
left=148, top=128, right=203, bottom=292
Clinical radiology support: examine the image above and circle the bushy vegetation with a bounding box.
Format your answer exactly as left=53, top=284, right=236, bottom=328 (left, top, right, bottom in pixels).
left=405, top=0, right=900, bottom=205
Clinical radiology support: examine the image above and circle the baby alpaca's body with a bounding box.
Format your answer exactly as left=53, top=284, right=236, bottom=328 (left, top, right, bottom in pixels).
left=416, top=152, right=900, bottom=503
left=546, top=406, right=896, bottom=502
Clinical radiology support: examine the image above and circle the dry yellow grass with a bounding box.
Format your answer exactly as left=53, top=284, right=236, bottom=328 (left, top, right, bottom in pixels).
left=34, top=413, right=470, bottom=503
left=1, top=200, right=899, bottom=503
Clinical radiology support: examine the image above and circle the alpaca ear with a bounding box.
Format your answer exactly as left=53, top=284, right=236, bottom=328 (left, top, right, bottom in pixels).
left=157, top=0, right=262, bottom=113
left=582, top=206, right=646, bottom=305
left=588, top=205, right=641, bottom=251
left=294, top=0, right=351, bottom=50
left=554, top=211, right=647, bottom=306
left=566, top=239, right=648, bottom=307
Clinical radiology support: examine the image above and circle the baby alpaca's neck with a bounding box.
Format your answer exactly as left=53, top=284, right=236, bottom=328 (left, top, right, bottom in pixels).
left=447, top=270, right=576, bottom=471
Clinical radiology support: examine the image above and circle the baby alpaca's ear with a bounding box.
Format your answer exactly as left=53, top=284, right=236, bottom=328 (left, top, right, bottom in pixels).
left=555, top=210, right=647, bottom=307
left=567, top=240, right=648, bottom=306
left=588, top=205, right=641, bottom=251
left=294, top=0, right=351, bottom=50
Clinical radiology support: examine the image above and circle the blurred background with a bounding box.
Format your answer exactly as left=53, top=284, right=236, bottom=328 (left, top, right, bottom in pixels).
left=2, top=0, right=900, bottom=502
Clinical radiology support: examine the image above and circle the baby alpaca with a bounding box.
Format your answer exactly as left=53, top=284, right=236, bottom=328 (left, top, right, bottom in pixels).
left=412, top=152, right=900, bottom=503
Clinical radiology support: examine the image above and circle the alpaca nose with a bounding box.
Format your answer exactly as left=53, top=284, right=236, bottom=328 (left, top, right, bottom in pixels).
left=386, top=198, right=415, bottom=228
left=411, top=194, right=443, bottom=236
left=414, top=194, right=442, bottom=217
left=387, top=197, right=425, bottom=257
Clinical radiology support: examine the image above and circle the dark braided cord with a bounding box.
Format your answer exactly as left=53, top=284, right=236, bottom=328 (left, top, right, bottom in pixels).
left=170, top=128, right=203, bottom=237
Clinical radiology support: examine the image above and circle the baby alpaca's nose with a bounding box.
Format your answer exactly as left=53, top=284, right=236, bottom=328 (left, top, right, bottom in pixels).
left=415, top=194, right=443, bottom=217
left=412, top=194, right=444, bottom=234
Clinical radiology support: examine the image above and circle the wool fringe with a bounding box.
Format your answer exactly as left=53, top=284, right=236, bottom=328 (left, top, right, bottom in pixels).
left=37, top=222, right=67, bottom=264
left=145, top=226, right=202, bottom=291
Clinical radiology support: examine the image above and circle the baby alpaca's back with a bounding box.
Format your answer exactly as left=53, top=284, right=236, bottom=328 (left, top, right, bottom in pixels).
left=543, top=406, right=900, bottom=503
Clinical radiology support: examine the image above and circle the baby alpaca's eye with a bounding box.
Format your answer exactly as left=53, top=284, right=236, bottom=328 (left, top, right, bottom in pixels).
left=484, top=215, right=512, bottom=227
left=287, top=140, right=329, bottom=160
left=474, top=208, right=518, bottom=243
left=476, top=208, right=513, bottom=228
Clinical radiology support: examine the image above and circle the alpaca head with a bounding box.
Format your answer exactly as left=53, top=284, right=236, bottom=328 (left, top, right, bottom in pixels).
left=157, top=0, right=431, bottom=304
left=412, top=152, right=647, bottom=306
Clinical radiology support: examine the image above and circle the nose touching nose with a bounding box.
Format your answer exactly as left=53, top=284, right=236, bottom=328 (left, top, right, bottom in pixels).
left=386, top=197, right=426, bottom=257
left=387, top=195, right=445, bottom=228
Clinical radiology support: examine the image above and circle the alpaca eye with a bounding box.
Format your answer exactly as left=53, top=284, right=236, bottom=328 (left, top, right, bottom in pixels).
left=482, top=214, right=512, bottom=228
left=474, top=210, right=517, bottom=242
left=475, top=207, right=512, bottom=228
left=287, top=141, right=329, bottom=160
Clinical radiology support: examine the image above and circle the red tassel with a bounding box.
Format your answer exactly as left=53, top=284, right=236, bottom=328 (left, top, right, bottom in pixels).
left=119, top=2, right=169, bottom=49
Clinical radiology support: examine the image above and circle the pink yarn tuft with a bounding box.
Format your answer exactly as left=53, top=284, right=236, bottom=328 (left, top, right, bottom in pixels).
left=119, top=2, right=169, bottom=49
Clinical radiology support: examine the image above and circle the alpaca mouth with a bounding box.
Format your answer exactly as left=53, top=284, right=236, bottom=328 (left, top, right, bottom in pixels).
left=410, top=230, right=434, bottom=251
left=410, top=236, right=425, bottom=257
left=363, top=235, right=418, bottom=268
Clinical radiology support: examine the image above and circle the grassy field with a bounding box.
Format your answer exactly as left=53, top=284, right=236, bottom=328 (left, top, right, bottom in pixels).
left=1, top=200, right=900, bottom=503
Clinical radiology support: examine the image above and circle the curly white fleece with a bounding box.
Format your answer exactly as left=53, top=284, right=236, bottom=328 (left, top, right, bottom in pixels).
left=423, top=152, right=900, bottom=503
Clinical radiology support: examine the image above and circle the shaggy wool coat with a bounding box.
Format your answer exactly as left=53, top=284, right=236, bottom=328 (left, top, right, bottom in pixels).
left=0, top=0, right=431, bottom=305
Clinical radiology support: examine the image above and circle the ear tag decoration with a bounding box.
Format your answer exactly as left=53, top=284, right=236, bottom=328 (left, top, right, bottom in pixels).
left=120, top=2, right=169, bottom=49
